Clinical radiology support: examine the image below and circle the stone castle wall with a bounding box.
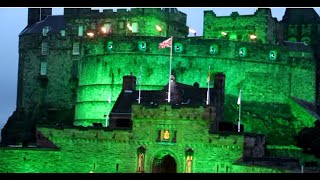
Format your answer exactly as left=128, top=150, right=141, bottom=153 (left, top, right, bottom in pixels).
left=74, top=36, right=315, bottom=126
left=0, top=127, right=283, bottom=173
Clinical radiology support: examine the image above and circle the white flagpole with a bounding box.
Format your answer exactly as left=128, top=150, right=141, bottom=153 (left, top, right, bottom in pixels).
left=206, top=66, right=210, bottom=105
left=168, top=36, right=173, bottom=103
left=238, top=89, right=242, bottom=132
left=105, top=112, right=109, bottom=127
left=138, top=66, right=142, bottom=104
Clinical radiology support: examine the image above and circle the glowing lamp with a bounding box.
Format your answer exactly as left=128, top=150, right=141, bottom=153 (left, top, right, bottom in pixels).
left=156, top=25, right=162, bottom=32
left=101, top=26, right=107, bottom=34
left=221, top=32, right=227, bottom=36
left=127, top=24, right=132, bottom=31
left=250, top=34, right=257, bottom=40
left=87, top=32, right=95, bottom=38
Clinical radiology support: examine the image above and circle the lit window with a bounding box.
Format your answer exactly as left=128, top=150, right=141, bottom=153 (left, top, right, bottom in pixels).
left=41, top=42, right=48, bottom=55
left=40, top=62, right=47, bottom=75
left=185, top=148, right=194, bottom=173
left=288, top=37, right=297, bottom=42
left=60, top=30, right=66, bottom=37
left=42, top=26, right=50, bottom=36
left=72, top=42, right=80, bottom=55
left=136, top=146, right=146, bottom=173
left=78, top=26, right=83, bottom=36
left=132, top=22, right=138, bottom=33
left=186, top=155, right=193, bottom=173
left=104, top=23, right=111, bottom=33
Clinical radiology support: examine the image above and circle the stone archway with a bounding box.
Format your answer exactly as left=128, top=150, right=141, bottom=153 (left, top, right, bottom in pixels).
left=152, top=154, right=177, bottom=173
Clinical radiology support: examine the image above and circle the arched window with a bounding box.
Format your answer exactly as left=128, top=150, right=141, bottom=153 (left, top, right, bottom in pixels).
left=288, top=37, right=297, bottom=42
left=137, top=146, right=146, bottom=173
left=185, top=148, right=194, bottom=173
left=301, top=36, right=310, bottom=45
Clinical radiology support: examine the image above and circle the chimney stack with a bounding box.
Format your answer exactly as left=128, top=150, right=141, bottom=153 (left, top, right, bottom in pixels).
left=122, top=74, right=136, bottom=91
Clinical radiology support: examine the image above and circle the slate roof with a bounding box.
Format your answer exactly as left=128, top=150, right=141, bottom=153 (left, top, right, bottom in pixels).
left=20, top=15, right=66, bottom=36
left=109, top=80, right=216, bottom=116
left=282, top=8, right=320, bottom=24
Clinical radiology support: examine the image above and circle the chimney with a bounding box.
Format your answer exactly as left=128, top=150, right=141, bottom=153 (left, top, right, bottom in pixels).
left=27, top=8, right=40, bottom=27
left=210, top=73, right=225, bottom=132
left=27, top=8, right=52, bottom=27
left=40, top=8, right=52, bottom=21
left=122, top=73, right=136, bottom=91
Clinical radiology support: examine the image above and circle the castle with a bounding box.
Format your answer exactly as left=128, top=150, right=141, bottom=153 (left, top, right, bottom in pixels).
left=0, top=8, right=320, bottom=173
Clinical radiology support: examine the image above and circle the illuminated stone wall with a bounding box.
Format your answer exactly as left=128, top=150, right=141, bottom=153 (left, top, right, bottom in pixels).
left=64, top=8, right=188, bottom=38
left=17, top=34, right=78, bottom=122
left=203, top=9, right=274, bottom=44
left=0, top=126, right=284, bottom=173
left=75, top=36, right=315, bottom=126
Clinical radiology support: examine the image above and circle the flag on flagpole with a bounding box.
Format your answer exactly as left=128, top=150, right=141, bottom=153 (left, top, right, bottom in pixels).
left=237, top=90, right=241, bottom=105
left=159, top=37, right=172, bottom=49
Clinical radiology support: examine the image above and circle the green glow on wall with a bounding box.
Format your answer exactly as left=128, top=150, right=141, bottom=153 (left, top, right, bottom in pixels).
left=0, top=127, right=289, bottom=173
left=229, top=33, right=238, bottom=41
left=76, top=37, right=315, bottom=131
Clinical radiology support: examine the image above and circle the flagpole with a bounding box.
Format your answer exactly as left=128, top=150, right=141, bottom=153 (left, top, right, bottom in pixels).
left=138, top=66, right=142, bottom=104
left=206, top=66, right=210, bottom=105
left=168, top=36, right=173, bottom=103
left=238, top=89, right=242, bottom=132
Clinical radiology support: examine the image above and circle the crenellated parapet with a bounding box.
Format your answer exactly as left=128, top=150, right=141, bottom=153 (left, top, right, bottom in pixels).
left=64, top=8, right=188, bottom=37
left=203, top=8, right=275, bottom=44
left=132, top=104, right=213, bottom=121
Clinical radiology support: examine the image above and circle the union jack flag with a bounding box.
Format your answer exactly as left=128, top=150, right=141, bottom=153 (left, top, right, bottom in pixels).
left=158, top=37, right=172, bottom=49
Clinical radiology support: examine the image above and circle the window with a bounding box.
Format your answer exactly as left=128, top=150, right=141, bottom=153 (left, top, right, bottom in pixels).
left=132, top=22, right=139, bottom=33
left=118, top=21, right=124, bottom=29
left=301, top=36, right=310, bottom=45
left=60, top=30, right=66, bottom=37
left=137, top=146, right=146, bottom=173
left=185, top=148, right=194, bottom=173
left=71, top=60, right=78, bottom=77
left=104, top=23, right=112, bottom=32
left=41, top=42, right=48, bottom=55
left=91, top=23, right=96, bottom=29
left=42, top=26, right=50, bottom=36
left=288, top=37, right=297, bottom=42
left=72, top=43, right=80, bottom=55
left=40, top=62, right=47, bottom=75
left=78, top=26, right=83, bottom=36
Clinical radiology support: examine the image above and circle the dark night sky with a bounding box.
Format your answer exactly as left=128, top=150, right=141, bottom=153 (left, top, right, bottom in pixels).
left=0, top=8, right=319, bottom=135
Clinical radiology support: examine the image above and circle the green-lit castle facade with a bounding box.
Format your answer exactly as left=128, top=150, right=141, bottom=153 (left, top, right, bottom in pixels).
left=0, top=8, right=320, bottom=173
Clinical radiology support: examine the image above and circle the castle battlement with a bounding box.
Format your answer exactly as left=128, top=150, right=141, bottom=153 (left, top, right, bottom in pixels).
left=132, top=104, right=213, bottom=121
